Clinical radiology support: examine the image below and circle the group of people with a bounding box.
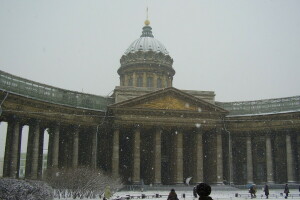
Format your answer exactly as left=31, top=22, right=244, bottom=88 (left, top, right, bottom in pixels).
left=249, top=183, right=290, bottom=199
left=168, top=183, right=212, bottom=200
left=103, top=182, right=296, bottom=200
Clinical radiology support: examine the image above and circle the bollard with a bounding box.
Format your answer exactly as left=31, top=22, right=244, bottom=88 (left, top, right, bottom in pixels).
left=235, top=193, right=238, bottom=197
left=182, top=193, right=185, bottom=198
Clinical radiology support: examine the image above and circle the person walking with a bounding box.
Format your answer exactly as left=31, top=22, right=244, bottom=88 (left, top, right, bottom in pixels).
left=284, top=184, right=289, bottom=199
left=264, top=184, right=269, bottom=199
left=249, top=184, right=257, bottom=199
left=196, top=183, right=213, bottom=200
left=193, top=186, right=197, bottom=198
left=167, top=189, right=179, bottom=200
left=103, top=186, right=112, bottom=200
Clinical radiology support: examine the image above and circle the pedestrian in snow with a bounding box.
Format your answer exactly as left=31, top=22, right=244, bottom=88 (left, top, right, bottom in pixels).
left=264, top=184, right=269, bottom=199
left=103, top=186, right=112, bottom=200
left=284, top=184, right=289, bottom=199
left=193, top=186, right=198, bottom=198
left=249, top=184, right=257, bottom=199
left=196, top=183, right=213, bottom=200
left=167, top=189, right=179, bottom=200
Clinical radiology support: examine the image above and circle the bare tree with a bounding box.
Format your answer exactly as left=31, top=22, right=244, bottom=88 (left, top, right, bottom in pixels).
left=44, top=167, right=123, bottom=199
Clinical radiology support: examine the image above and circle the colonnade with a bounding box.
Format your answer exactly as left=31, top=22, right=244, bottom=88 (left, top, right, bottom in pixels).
left=231, top=131, right=299, bottom=184
left=2, top=117, right=300, bottom=185
left=2, top=117, right=98, bottom=180
left=111, top=125, right=224, bottom=185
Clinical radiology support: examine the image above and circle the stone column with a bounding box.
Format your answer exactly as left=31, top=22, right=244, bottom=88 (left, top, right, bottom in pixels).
left=38, top=127, right=45, bottom=179
left=112, top=128, right=120, bottom=177
left=246, top=136, right=254, bottom=184
left=153, top=74, right=158, bottom=88
left=228, top=133, right=234, bottom=185
left=47, top=131, right=53, bottom=169
left=133, top=72, right=137, bottom=87
left=4, top=120, right=22, bottom=178
left=168, top=77, right=172, bottom=87
left=163, top=76, right=167, bottom=88
left=174, top=130, right=183, bottom=184
left=26, top=120, right=40, bottom=179
left=194, top=130, right=204, bottom=183
left=265, top=134, right=274, bottom=183
left=91, top=127, right=97, bottom=169
left=3, top=121, right=13, bottom=177
left=297, top=135, right=300, bottom=182
left=216, top=131, right=223, bottom=184
left=72, top=127, right=79, bottom=168
left=52, top=124, right=60, bottom=169
left=132, top=127, right=141, bottom=184
left=143, top=72, right=147, bottom=87
left=286, top=133, right=296, bottom=183
left=153, top=127, right=162, bottom=184
left=124, top=74, right=128, bottom=86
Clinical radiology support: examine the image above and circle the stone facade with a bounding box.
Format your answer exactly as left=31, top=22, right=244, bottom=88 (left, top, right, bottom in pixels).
left=1, top=21, right=300, bottom=185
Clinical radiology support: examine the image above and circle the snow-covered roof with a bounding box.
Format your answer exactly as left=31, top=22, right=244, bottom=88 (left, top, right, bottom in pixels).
left=124, top=25, right=169, bottom=55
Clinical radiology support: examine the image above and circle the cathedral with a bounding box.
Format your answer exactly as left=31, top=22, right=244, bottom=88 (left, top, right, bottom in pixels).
left=1, top=19, right=300, bottom=186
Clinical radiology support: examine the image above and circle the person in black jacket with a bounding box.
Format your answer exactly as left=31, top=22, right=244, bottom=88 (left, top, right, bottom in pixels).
left=193, top=186, right=197, bottom=198
left=196, top=183, right=213, bottom=200
left=264, top=184, right=269, bottom=199
left=284, top=184, right=289, bottom=199
left=249, top=184, right=257, bottom=199
left=167, top=189, right=179, bottom=200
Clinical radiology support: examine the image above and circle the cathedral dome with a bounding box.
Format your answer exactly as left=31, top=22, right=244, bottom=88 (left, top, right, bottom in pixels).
left=118, top=20, right=175, bottom=89
left=124, top=25, right=169, bottom=55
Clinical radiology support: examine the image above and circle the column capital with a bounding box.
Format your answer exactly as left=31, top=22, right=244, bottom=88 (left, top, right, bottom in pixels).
left=112, top=124, right=120, bottom=130
left=7, top=115, right=21, bottom=123
left=29, top=118, right=41, bottom=126
left=70, top=124, right=80, bottom=132
left=133, top=123, right=142, bottom=130
left=155, top=126, right=162, bottom=132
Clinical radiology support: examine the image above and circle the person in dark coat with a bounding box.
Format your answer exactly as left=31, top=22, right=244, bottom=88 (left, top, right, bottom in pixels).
left=284, top=184, right=289, bottom=199
left=264, top=184, right=269, bottom=199
left=249, top=184, right=256, bottom=199
left=196, top=183, right=213, bottom=200
left=167, top=189, right=179, bottom=200
left=193, top=186, right=197, bottom=198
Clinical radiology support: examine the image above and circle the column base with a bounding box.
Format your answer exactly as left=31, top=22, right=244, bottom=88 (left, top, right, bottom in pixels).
left=173, top=182, right=185, bottom=185
left=287, top=181, right=297, bottom=184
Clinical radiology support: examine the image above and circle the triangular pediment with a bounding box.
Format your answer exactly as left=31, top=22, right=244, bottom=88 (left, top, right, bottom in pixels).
left=110, top=87, right=228, bottom=113
left=132, top=95, right=200, bottom=111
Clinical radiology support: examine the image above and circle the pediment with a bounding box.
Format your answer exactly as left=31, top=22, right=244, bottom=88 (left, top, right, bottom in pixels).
left=132, top=95, right=201, bottom=111
left=110, top=87, right=228, bottom=113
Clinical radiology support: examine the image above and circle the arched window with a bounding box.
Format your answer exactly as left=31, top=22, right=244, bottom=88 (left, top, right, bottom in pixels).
left=165, top=79, right=169, bottom=87
left=147, top=77, right=153, bottom=88
left=137, top=76, right=143, bottom=87
left=128, top=77, right=133, bottom=86
left=157, top=78, right=162, bottom=88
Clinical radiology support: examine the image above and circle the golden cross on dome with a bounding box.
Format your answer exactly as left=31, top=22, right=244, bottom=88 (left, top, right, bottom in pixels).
left=144, top=7, right=150, bottom=25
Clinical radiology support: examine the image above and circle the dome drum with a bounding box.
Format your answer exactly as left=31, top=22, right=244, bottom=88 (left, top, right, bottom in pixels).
left=120, top=51, right=173, bottom=68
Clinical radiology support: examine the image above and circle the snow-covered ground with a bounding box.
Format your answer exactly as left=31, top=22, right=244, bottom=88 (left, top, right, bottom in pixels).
left=54, top=189, right=300, bottom=200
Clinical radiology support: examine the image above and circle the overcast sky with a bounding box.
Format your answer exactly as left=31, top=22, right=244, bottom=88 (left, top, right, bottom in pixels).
left=0, top=1, right=300, bottom=156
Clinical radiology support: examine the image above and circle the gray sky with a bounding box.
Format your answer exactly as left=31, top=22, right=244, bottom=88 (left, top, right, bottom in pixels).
left=0, top=1, right=300, bottom=156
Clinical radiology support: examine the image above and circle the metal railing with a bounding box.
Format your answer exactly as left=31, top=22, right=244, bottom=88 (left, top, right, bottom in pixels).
left=0, top=70, right=114, bottom=111
left=217, top=96, right=300, bottom=116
